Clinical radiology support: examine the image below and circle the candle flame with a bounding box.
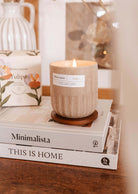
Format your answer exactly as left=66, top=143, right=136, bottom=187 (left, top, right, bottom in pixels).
left=72, top=59, right=77, bottom=67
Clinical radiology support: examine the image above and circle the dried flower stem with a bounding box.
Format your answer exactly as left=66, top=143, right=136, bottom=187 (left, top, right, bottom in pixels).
left=99, top=0, right=108, bottom=13
left=81, top=0, right=97, bottom=16
left=81, top=0, right=91, bottom=12
left=81, top=0, right=108, bottom=16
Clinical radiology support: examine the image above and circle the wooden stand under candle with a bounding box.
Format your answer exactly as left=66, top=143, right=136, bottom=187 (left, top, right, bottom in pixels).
left=50, top=60, right=98, bottom=119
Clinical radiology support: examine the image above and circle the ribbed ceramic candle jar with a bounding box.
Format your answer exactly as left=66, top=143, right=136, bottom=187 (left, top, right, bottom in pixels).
left=50, top=60, right=98, bottom=119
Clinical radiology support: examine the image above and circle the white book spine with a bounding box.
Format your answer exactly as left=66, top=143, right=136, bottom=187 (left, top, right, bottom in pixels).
left=0, top=143, right=118, bottom=170
left=0, top=113, right=111, bottom=153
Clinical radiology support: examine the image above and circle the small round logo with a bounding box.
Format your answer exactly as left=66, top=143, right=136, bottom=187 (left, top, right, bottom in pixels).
left=101, top=157, right=110, bottom=166
left=93, top=140, right=98, bottom=148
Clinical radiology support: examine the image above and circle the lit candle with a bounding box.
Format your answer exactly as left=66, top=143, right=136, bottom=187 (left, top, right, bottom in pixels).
left=50, top=60, right=98, bottom=118
left=72, top=59, right=77, bottom=67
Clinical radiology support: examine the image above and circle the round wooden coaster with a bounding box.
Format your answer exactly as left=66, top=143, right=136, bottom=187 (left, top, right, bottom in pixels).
left=51, top=110, right=98, bottom=127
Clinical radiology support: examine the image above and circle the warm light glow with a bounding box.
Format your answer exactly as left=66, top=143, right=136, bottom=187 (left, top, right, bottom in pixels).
left=103, top=50, right=107, bottom=55
left=72, top=59, right=77, bottom=67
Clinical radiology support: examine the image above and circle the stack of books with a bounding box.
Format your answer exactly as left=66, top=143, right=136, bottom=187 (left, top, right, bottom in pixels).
left=0, top=97, right=121, bottom=170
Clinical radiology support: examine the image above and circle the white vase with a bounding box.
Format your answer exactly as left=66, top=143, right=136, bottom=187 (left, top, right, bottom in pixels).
left=0, top=1, right=36, bottom=50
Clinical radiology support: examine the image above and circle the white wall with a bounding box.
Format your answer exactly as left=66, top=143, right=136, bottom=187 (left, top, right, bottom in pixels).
left=0, top=3, right=3, bottom=16
left=39, top=0, right=66, bottom=86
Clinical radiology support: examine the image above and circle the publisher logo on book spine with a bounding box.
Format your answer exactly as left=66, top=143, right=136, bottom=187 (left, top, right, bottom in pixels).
left=101, top=157, right=110, bottom=166
left=93, top=140, right=98, bottom=148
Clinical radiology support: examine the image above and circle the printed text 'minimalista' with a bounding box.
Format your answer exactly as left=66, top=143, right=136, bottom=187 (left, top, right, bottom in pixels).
left=11, top=133, right=50, bottom=143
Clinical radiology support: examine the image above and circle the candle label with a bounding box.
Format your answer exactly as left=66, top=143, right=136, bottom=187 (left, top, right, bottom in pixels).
left=53, top=73, right=85, bottom=87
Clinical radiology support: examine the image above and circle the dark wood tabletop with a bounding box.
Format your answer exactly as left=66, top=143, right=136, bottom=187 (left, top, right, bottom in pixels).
left=0, top=140, right=128, bottom=194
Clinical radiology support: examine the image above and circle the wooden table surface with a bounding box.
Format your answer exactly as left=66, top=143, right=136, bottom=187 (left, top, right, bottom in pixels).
left=0, top=140, right=128, bottom=194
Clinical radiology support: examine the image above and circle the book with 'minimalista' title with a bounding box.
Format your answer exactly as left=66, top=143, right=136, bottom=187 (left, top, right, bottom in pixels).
left=0, top=97, right=112, bottom=153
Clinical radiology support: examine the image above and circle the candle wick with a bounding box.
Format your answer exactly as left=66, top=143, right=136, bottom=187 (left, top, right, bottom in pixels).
left=72, top=59, right=77, bottom=67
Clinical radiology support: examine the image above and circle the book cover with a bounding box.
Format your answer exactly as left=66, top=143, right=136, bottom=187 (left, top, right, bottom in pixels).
left=0, top=51, right=41, bottom=107
left=0, top=97, right=112, bottom=152
left=0, top=114, right=121, bottom=170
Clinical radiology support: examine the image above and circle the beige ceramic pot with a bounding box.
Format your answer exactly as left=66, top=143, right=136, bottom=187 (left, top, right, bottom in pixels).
left=50, top=60, right=98, bottom=118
